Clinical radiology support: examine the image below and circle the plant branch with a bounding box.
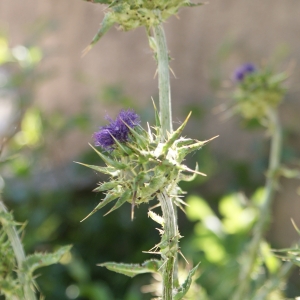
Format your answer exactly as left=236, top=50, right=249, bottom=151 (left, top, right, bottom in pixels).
left=0, top=200, right=37, bottom=300
left=232, top=109, right=282, bottom=300
left=157, top=190, right=177, bottom=300
left=152, top=23, right=179, bottom=298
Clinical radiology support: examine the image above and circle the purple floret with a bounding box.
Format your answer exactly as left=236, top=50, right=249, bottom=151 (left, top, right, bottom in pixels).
left=94, top=109, right=140, bottom=150
left=234, top=63, right=256, bottom=82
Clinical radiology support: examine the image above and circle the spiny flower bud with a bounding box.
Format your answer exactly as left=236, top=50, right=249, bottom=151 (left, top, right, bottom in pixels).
left=78, top=108, right=217, bottom=221
left=82, top=0, right=203, bottom=52
left=232, top=64, right=287, bottom=121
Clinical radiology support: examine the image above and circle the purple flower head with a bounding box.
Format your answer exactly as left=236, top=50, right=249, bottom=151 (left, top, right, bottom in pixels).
left=94, top=109, right=140, bottom=150
left=233, top=63, right=256, bottom=82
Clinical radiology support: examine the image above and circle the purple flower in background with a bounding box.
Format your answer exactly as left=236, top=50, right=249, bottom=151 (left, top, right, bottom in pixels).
left=94, top=109, right=140, bottom=150
left=234, top=63, right=256, bottom=82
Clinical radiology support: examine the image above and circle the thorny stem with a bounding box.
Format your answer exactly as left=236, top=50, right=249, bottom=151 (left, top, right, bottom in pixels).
left=0, top=200, right=37, bottom=300
left=153, top=24, right=178, bottom=298
left=157, top=190, right=177, bottom=300
left=232, top=109, right=283, bottom=300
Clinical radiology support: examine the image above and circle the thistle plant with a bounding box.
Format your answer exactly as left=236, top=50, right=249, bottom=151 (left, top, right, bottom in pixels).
left=79, top=1, right=213, bottom=299
left=230, top=64, right=293, bottom=300
left=79, top=107, right=216, bottom=298
left=82, top=0, right=202, bottom=54
left=232, top=63, right=286, bottom=123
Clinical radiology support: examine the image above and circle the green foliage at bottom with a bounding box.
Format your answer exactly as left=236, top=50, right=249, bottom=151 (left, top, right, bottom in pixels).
left=0, top=201, right=71, bottom=299
left=182, top=191, right=291, bottom=300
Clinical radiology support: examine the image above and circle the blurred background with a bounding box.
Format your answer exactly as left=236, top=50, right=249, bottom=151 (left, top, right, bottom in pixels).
left=0, top=0, right=300, bottom=299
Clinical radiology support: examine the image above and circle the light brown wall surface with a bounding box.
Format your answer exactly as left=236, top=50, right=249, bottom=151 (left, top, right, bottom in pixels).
left=1, top=0, right=299, bottom=155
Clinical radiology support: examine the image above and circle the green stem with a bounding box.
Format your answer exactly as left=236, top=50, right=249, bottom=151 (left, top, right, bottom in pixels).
left=232, top=109, right=282, bottom=300
left=157, top=190, right=177, bottom=300
left=254, top=261, right=294, bottom=300
left=153, top=24, right=172, bottom=138
left=152, top=24, right=179, bottom=298
left=0, top=200, right=37, bottom=300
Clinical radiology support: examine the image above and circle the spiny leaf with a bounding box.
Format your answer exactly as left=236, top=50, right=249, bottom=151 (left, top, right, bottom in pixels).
left=82, top=12, right=115, bottom=55
left=179, top=164, right=206, bottom=176
left=109, top=133, right=133, bottom=155
left=104, top=190, right=131, bottom=216
left=133, top=171, right=150, bottom=187
left=81, top=192, right=121, bottom=221
left=162, top=112, right=192, bottom=154
left=138, top=175, right=167, bottom=200
left=98, top=259, right=162, bottom=277
left=175, top=137, right=194, bottom=147
left=179, top=163, right=199, bottom=182
left=89, top=143, right=127, bottom=170
left=125, top=143, right=153, bottom=160
left=0, top=211, right=22, bottom=227
left=93, top=181, right=122, bottom=192
left=174, top=263, right=200, bottom=300
left=178, top=135, right=219, bottom=159
left=122, top=121, right=148, bottom=148
left=182, top=135, right=218, bottom=151
left=22, top=245, right=72, bottom=275
left=74, top=161, right=120, bottom=176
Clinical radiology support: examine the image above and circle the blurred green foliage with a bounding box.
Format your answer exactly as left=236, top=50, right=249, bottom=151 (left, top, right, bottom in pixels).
left=183, top=191, right=286, bottom=300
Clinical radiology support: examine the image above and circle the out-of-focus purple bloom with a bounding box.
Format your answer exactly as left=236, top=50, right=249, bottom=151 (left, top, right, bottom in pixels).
left=94, top=109, right=140, bottom=150
left=234, top=63, right=256, bottom=82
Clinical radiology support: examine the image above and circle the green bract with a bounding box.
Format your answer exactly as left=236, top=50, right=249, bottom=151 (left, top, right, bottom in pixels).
left=83, top=0, right=202, bottom=51
left=234, top=69, right=287, bottom=121
left=78, top=111, right=217, bottom=221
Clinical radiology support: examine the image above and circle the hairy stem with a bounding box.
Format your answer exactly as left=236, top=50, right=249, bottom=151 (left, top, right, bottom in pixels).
left=0, top=200, right=37, bottom=300
left=232, top=109, right=282, bottom=300
left=153, top=24, right=178, bottom=298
